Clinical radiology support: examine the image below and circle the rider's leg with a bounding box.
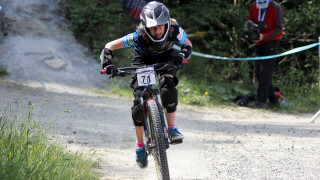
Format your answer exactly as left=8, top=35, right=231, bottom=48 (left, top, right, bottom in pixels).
left=134, top=126, right=148, bottom=168
left=131, top=93, right=148, bottom=168
left=165, top=112, right=175, bottom=127
left=160, top=74, right=177, bottom=125
left=135, top=126, right=144, bottom=143
left=160, top=74, right=184, bottom=142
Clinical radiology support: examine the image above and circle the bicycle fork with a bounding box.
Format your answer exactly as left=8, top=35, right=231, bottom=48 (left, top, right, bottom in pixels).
left=140, top=90, right=170, bottom=155
left=155, top=89, right=170, bottom=149
left=140, top=95, right=152, bottom=154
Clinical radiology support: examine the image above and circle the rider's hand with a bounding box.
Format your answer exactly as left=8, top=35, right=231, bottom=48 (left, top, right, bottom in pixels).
left=105, top=64, right=118, bottom=75
left=252, top=33, right=264, bottom=43
left=174, top=44, right=192, bottom=66
left=100, top=48, right=113, bottom=69
left=174, top=52, right=185, bottom=66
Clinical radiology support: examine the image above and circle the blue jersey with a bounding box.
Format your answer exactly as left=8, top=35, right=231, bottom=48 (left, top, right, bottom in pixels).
left=121, top=24, right=187, bottom=55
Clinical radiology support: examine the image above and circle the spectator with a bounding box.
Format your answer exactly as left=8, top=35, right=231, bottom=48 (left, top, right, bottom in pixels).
left=245, top=0, right=284, bottom=108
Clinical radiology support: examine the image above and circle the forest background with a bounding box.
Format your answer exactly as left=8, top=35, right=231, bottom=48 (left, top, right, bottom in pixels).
left=65, top=0, right=320, bottom=113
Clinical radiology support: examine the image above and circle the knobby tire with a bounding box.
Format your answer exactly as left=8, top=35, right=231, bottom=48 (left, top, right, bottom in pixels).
left=147, top=100, right=170, bottom=180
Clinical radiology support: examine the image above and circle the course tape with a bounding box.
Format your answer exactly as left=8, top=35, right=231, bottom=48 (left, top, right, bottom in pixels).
left=174, top=42, right=320, bottom=61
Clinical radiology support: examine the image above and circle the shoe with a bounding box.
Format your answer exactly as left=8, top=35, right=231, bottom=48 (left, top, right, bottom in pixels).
left=135, top=146, right=148, bottom=168
left=247, top=101, right=269, bottom=109
left=168, top=127, right=184, bottom=143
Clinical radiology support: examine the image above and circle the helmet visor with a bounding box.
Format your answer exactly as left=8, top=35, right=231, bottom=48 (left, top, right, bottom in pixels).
left=144, top=8, right=169, bottom=28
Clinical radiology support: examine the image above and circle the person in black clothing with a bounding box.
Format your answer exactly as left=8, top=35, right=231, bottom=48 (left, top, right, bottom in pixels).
left=245, top=0, right=283, bottom=108
left=100, top=1, right=192, bottom=168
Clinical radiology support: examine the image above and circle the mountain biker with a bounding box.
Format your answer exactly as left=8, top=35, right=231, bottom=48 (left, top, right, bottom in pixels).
left=100, top=1, right=192, bottom=168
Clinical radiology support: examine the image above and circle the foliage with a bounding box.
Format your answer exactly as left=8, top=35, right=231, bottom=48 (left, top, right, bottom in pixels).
left=97, top=76, right=320, bottom=113
left=0, top=103, right=100, bottom=180
left=177, top=77, right=251, bottom=106
left=66, top=0, right=320, bottom=111
left=0, top=65, right=9, bottom=76
left=65, top=0, right=134, bottom=63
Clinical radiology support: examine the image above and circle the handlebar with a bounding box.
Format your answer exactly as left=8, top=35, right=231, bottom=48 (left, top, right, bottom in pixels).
left=100, top=62, right=183, bottom=77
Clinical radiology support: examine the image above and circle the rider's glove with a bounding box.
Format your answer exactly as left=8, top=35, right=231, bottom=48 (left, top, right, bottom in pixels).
left=179, top=44, right=192, bottom=62
left=100, top=48, right=114, bottom=69
left=174, top=45, right=192, bottom=66
left=105, top=64, right=117, bottom=75
left=174, top=52, right=185, bottom=66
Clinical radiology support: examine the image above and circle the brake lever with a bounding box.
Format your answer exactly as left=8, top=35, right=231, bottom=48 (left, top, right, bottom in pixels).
left=119, top=71, right=127, bottom=77
left=162, top=64, right=170, bottom=69
left=108, top=68, right=119, bottom=79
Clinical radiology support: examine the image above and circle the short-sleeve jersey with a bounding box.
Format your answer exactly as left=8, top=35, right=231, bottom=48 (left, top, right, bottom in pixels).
left=121, top=23, right=187, bottom=55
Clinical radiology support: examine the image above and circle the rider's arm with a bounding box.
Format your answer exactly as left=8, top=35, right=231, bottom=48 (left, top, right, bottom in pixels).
left=182, top=38, right=192, bottom=49
left=175, top=24, right=192, bottom=53
left=104, top=32, right=138, bottom=60
left=104, top=38, right=125, bottom=59
left=105, top=38, right=124, bottom=50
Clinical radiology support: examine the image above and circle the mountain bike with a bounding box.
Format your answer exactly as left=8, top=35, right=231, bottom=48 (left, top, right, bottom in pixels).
left=101, top=62, right=182, bottom=180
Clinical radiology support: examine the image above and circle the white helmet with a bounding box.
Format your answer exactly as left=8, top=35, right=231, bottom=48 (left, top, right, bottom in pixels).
left=140, top=1, right=170, bottom=43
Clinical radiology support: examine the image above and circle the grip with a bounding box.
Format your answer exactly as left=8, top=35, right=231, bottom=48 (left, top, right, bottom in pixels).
left=100, top=69, right=107, bottom=74
left=182, top=59, right=188, bottom=64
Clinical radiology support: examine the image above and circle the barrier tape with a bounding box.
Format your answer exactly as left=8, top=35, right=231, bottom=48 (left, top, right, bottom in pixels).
left=174, top=42, right=320, bottom=61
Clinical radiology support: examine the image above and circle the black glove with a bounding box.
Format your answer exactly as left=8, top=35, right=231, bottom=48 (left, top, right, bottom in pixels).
left=180, top=45, right=192, bottom=60
left=100, top=48, right=114, bottom=69
left=105, top=64, right=117, bottom=75
left=174, top=52, right=185, bottom=66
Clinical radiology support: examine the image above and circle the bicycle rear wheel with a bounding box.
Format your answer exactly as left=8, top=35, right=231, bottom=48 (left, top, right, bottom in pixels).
left=147, top=99, right=170, bottom=180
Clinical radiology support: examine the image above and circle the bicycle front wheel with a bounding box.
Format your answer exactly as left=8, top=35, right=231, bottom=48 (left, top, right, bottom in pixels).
left=147, top=99, right=170, bottom=180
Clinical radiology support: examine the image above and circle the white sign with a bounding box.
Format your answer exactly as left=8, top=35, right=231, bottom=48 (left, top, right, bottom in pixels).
left=136, top=67, right=156, bottom=87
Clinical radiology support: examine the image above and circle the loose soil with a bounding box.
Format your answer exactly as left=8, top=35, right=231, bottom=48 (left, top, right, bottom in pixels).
left=1, top=81, right=319, bottom=179
left=0, top=0, right=319, bottom=179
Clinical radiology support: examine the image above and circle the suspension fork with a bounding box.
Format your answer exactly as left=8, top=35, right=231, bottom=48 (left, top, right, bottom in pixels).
left=139, top=90, right=154, bottom=152
left=155, top=89, right=170, bottom=148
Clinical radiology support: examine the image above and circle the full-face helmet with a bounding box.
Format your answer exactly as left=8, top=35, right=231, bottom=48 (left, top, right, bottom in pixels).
left=140, top=1, right=170, bottom=43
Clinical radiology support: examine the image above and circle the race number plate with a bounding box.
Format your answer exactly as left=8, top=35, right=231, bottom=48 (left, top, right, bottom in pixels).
left=136, top=67, right=156, bottom=87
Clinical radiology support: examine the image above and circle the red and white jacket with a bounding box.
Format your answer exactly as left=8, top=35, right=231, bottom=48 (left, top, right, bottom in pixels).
left=247, top=0, right=283, bottom=45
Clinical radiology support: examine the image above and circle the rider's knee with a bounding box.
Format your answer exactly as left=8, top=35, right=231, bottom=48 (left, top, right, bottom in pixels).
left=131, top=99, right=144, bottom=126
left=159, top=77, right=178, bottom=113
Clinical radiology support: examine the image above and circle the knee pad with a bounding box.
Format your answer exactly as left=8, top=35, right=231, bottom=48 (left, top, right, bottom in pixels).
left=131, top=100, right=144, bottom=126
left=159, top=77, right=178, bottom=113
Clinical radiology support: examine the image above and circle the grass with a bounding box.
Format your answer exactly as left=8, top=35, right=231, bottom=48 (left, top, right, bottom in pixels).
left=0, top=102, right=100, bottom=180
left=0, top=65, right=9, bottom=76
left=97, top=76, right=320, bottom=114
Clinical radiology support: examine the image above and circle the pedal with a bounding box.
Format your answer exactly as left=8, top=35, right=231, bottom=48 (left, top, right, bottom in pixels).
left=170, top=139, right=183, bottom=145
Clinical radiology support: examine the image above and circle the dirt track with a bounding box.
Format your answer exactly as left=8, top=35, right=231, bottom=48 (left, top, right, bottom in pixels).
left=1, top=0, right=320, bottom=179
left=1, top=81, right=320, bottom=180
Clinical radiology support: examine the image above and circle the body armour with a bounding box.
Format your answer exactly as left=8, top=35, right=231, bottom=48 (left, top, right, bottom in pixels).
left=136, top=24, right=180, bottom=54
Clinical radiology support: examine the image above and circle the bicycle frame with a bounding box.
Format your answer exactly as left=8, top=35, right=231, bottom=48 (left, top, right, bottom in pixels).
left=101, top=62, right=181, bottom=180
left=136, top=84, right=170, bottom=153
